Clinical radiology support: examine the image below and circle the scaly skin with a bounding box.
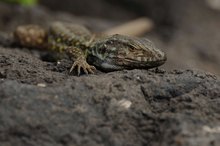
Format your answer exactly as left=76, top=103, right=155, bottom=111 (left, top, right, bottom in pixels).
left=13, top=22, right=167, bottom=75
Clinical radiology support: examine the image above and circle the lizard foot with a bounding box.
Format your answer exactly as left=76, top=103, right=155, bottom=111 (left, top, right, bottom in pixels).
left=70, top=59, right=96, bottom=75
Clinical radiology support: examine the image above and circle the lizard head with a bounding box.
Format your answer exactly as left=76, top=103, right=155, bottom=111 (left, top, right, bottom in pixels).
left=90, top=34, right=167, bottom=71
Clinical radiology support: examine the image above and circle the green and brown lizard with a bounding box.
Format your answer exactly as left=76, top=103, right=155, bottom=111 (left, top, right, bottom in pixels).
left=13, top=22, right=167, bottom=75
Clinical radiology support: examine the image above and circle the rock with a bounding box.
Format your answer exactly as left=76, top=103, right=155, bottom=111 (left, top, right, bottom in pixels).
left=0, top=46, right=220, bottom=146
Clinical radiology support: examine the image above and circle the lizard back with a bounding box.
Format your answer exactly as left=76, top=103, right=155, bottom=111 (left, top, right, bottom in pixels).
left=48, top=22, right=93, bottom=52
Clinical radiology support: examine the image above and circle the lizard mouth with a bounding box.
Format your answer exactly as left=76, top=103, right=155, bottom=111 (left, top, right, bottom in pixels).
left=112, top=55, right=167, bottom=70
left=108, top=50, right=167, bottom=70
left=91, top=55, right=167, bottom=72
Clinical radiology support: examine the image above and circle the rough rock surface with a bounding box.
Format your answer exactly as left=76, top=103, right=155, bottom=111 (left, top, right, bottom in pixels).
left=0, top=46, right=220, bottom=146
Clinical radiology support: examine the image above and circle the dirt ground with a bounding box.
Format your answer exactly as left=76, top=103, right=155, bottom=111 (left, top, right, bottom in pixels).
left=0, top=0, right=220, bottom=146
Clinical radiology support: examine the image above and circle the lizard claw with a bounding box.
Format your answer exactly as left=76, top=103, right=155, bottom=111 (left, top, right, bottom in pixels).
left=70, top=59, right=96, bottom=75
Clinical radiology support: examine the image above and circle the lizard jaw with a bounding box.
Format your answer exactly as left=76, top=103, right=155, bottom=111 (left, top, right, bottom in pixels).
left=93, top=53, right=166, bottom=72
left=102, top=49, right=167, bottom=71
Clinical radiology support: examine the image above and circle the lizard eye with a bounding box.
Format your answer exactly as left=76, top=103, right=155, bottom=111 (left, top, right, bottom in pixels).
left=129, top=46, right=138, bottom=51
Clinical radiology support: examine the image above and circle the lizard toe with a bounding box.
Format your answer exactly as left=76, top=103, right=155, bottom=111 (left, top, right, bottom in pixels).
left=70, top=60, right=95, bottom=75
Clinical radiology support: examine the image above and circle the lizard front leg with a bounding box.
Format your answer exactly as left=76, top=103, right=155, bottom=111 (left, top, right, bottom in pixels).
left=48, top=37, right=96, bottom=75
left=67, top=47, right=96, bottom=75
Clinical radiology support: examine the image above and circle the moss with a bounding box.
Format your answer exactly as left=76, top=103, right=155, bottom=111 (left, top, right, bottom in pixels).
left=1, top=0, right=38, bottom=6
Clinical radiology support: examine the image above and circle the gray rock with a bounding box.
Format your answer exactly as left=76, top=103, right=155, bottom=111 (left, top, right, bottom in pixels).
left=0, top=46, right=220, bottom=146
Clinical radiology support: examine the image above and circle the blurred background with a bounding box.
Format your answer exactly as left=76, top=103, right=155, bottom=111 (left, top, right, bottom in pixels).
left=0, top=0, right=220, bottom=75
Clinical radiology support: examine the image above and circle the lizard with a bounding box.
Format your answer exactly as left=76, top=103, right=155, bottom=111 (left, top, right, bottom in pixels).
left=12, top=22, right=167, bottom=75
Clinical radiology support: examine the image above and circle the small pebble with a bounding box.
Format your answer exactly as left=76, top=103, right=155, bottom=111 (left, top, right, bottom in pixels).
left=203, top=125, right=220, bottom=133
left=118, top=99, right=132, bottom=109
left=37, top=83, right=46, bottom=87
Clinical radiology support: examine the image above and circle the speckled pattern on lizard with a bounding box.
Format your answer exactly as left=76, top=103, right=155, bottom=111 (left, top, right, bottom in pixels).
left=13, top=22, right=167, bottom=75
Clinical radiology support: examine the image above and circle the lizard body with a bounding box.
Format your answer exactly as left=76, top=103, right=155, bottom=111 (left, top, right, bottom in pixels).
left=13, top=22, right=166, bottom=75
